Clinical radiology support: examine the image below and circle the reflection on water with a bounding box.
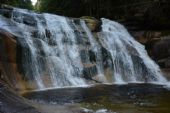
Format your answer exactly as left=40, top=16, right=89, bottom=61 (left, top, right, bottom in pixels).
left=23, top=84, right=170, bottom=113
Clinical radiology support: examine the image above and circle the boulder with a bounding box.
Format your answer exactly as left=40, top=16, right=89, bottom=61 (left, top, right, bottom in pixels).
left=157, top=58, right=170, bottom=68
left=162, top=69, right=170, bottom=80
left=152, top=38, right=170, bottom=60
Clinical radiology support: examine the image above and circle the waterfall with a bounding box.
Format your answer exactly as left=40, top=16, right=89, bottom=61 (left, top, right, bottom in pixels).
left=0, top=7, right=167, bottom=90
left=11, top=8, right=86, bottom=88
left=80, top=20, right=107, bottom=82
left=98, top=18, right=167, bottom=83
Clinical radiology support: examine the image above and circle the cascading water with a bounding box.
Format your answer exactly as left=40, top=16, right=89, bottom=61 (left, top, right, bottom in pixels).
left=98, top=18, right=167, bottom=83
left=80, top=20, right=107, bottom=82
left=0, top=7, right=167, bottom=90
left=11, top=8, right=86, bottom=88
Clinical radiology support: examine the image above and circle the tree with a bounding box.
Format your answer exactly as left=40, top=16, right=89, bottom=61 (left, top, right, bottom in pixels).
left=36, top=0, right=85, bottom=17
left=0, top=0, right=33, bottom=10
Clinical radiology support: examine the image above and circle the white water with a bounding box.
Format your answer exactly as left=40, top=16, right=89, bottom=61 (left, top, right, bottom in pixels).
left=80, top=20, right=107, bottom=82
left=98, top=18, right=167, bottom=83
left=0, top=8, right=168, bottom=89
left=11, top=8, right=86, bottom=88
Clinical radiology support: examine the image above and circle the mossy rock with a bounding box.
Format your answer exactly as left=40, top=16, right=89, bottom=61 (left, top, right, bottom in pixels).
left=81, top=16, right=101, bottom=32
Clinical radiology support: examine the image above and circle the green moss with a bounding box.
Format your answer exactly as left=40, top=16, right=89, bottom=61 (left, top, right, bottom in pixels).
left=1, top=0, right=33, bottom=10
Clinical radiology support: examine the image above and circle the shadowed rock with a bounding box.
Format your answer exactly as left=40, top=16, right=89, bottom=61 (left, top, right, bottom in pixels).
left=0, top=82, right=41, bottom=113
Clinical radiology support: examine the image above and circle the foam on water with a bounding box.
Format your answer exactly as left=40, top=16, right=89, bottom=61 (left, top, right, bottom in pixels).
left=98, top=18, right=167, bottom=83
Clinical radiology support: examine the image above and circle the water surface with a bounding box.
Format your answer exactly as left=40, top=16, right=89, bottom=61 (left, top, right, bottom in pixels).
left=23, top=84, right=170, bottom=113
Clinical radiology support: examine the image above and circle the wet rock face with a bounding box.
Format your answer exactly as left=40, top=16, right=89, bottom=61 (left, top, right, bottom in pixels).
left=0, top=29, right=30, bottom=90
left=152, top=38, right=170, bottom=68
left=0, top=29, right=17, bottom=86
left=13, top=12, right=37, bottom=27
left=131, top=30, right=170, bottom=69
left=131, top=31, right=162, bottom=44
left=0, top=29, right=17, bottom=63
left=153, top=38, right=170, bottom=60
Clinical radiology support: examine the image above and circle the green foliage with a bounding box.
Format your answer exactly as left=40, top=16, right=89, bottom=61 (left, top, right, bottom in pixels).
left=36, top=0, right=85, bottom=17
left=36, top=0, right=170, bottom=29
left=36, top=0, right=134, bottom=18
left=0, top=0, right=33, bottom=10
